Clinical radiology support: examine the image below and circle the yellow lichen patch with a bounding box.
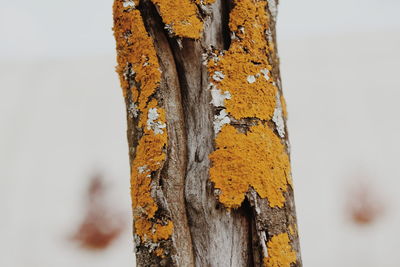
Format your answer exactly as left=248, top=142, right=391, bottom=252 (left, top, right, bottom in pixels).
left=208, top=52, right=276, bottom=119
left=209, top=124, right=291, bottom=208
left=134, top=217, right=174, bottom=243
left=280, top=94, right=288, bottom=119
left=229, top=0, right=271, bottom=56
left=131, top=129, right=173, bottom=243
left=263, top=233, right=297, bottom=267
left=208, top=0, right=277, bottom=120
left=114, top=0, right=173, bottom=244
left=131, top=103, right=169, bottom=241
left=150, top=0, right=203, bottom=39
left=113, top=1, right=161, bottom=104
left=131, top=128, right=166, bottom=215
left=133, top=130, right=166, bottom=172
left=155, top=248, right=165, bottom=257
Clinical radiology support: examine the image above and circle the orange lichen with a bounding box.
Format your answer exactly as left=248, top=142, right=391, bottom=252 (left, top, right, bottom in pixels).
left=113, top=1, right=161, bottom=104
left=113, top=0, right=173, bottom=244
left=131, top=128, right=166, bottom=216
left=131, top=100, right=170, bottom=242
left=131, top=98, right=167, bottom=219
left=263, top=233, right=297, bottom=267
left=155, top=248, right=165, bottom=257
left=207, top=0, right=290, bottom=209
left=208, top=0, right=277, bottom=120
left=209, top=124, right=291, bottom=208
left=150, top=0, right=204, bottom=39
left=280, top=94, right=288, bottom=119
left=134, top=218, right=174, bottom=243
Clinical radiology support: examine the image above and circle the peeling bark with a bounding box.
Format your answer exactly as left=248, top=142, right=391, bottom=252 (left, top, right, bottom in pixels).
left=113, top=0, right=301, bottom=266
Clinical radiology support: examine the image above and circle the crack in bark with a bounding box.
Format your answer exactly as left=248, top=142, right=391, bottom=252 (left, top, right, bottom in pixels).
left=137, top=1, right=195, bottom=266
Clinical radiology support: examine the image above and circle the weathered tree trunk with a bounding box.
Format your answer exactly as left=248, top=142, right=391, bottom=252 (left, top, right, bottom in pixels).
left=113, top=0, right=301, bottom=266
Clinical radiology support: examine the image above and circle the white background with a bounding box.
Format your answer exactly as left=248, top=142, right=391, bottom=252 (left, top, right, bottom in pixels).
left=1, top=0, right=400, bottom=266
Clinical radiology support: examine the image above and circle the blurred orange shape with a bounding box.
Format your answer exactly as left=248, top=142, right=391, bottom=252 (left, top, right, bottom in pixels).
left=346, top=181, right=385, bottom=225
left=72, top=174, right=125, bottom=250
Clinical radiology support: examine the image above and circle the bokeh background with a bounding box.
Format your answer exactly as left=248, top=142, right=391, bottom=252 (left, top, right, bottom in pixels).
left=1, top=0, right=400, bottom=266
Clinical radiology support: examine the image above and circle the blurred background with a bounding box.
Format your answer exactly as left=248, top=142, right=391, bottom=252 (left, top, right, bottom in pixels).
left=1, top=0, right=399, bottom=266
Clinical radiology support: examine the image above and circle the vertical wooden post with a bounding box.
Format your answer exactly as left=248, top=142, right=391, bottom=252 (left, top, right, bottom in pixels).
left=113, top=0, right=301, bottom=266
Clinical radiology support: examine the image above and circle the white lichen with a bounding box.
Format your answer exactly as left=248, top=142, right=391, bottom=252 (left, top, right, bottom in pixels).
left=230, top=31, right=237, bottom=41
left=176, top=38, right=183, bottom=49
left=147, top=108, right=166, bottom=135
left=164, top=24, right=174, bottom=35
left=123, top=63, right=134, bottom=80
left=123, top=0, right=135, bottom=8
left=272, top=93, right=286, bottom=138
left=260, top=231, right=269, bottom=258
left=148, top=242, right=159, bottom=253
left=201, top=52, right=209, bottom=66
left=212, top=71, right=225, bottom=82
left=210, top=84, right=231, bottom=107
left=138, top=165, right=148, bottom=174
left=260, top=68, right=270, bottom=80
left=213, top=110, right=231, bottom=134
left=128, top=103, right=139, bottom=118
left=286, top=140, right=291, bottom=154
left=204, top=46, right=223, bottom=65
left=265, top=28, right=274, bottom=43
left=148, top=108, right=158, bottom=121
left=247, top=75, right=256, bottom=84
left=267, top=0, right=278, bottom=18
left=213, top=188, right=221, bottom=196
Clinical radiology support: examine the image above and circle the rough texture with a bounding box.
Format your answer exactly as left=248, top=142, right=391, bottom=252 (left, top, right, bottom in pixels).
left=150, top=0, right=205, bottom=39
left=264, top=233, right=297, bottom=267
left=208, top=0, right=277, bottom=120
left=113, top=0, right=301, bottom=266
left=209, top=124, right=291, bottom=208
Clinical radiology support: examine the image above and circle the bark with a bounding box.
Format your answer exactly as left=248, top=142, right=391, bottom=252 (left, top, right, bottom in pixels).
left=113, top=0, right=301, bottom=266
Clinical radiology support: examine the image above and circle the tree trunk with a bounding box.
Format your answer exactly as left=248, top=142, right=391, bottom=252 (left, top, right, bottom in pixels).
left=113, top=0, right=301, bottom=266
